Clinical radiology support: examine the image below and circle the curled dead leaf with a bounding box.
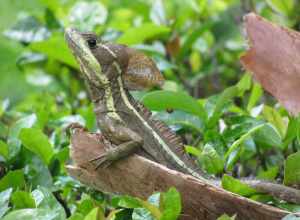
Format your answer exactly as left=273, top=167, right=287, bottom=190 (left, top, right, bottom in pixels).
left=241, top=13, right=300, bottom=115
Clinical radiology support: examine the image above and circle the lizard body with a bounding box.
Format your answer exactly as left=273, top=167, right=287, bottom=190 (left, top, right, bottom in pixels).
left=65, top=29, right=207, bottom=181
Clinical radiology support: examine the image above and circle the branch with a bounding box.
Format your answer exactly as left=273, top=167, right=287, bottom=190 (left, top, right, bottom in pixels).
left=66, top=129, right=290, bottom=220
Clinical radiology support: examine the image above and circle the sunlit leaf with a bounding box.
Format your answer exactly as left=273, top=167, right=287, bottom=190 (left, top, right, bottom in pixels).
left=160, top=187, right=181, bottom=220
left=11, top=191, right=35, bottom=209
left=30, top=33, right=78, bottom=68
left=0, top=188, right=12, bottom=218
left=117, top=23, right=170, bottom=45
left=284, top=151, right=300, bottom=186
left=142, top=90, right=207, bottom=121
left=19, top=128, right=54, bottom=164
left=7, top=114, right=37, bottom=159
left=0, top=170, right=25, bottom=192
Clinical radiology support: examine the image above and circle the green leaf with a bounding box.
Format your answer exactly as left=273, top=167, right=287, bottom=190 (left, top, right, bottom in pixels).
left=247, top=83, right=262, bottom=112
left=11, top=191, right=36, bottom=209
left=2, top=208, right=62, bottom=220
left=160, top=187, right=181, bottom=220
left=30, top=33, right=78, bottom=68
left=4, top=16, right=50, bottom=43
left=284, top=151, right=300, bottom=186
left=221, top=175, right=257, bottom=197
left=31, top=186, right=66, bottom=219
left=117, top=23, right=170, bottom=45
left=217, top=214, right=236, bottom=220
left=207, top=86, right=239, bottom=128
left=253, top=123, right=282, bottom=149
left=0, top=188, right=12, bottom=218
left=68, top=213, right=85, bottom=220
left=257, top=166, right=279, bottom=181
left=132, top=208, right=154, bottom=220
left=0, top=140, right=8, bottom=160
left=7, top=114, right=37, bottom=159
left=112, top=195, right=142, bottom=208
left=0, top=170, right=25, bottom=191
left=184, top=145, right=201, bottom=157
left=19, top=128, right=54, bottom=164
left=236, top=73, right=251, bottom=96
left=266, top=0, right=294, bottom=16
left=68, top=1, right=107, bottom=32
left=283, top=116, right=300, bottom=148
left=225, top=124, right=264, bottom=160
left=177, top=21, right=213, bottom=61
left=142, top=90, right=207, bottom=121
left=198, top=143, right=224, bottom=175
left=84, top=208, right=104, bottom=220
left=263, top=105, right=286, bottom=138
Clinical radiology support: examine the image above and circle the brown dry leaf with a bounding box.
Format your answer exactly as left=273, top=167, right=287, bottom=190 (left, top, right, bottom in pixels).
left=240, top=13, right=300, bottom=115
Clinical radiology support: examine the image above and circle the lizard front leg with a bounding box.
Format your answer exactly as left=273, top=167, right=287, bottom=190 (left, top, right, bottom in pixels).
left=90, top=116, right=143, bottom=168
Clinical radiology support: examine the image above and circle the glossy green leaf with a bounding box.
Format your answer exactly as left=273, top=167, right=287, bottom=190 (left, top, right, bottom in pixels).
left=112, top=195, right=142, bottom=208
left=0, top=188, right=12, bottom=218
left=283, top=116, right=300, bottom=148
left=2, top=208, right=61, bottom=220
left=160, top=187, right=181, bottom=220
left=142, top=90, right=207, bottom=121
left=19, top=128, right=54, bottom=164
left=0, top=170, right=25, bottom=192
left=253, top=123, right=282, bottom=149
left=222, top=175, right=257, bottom=197
left=263, top=105, right=286, bottom=138
left=154, top=110, right=203, bottom=133
left=117, top=23, right=170, bottom=45
left=31, top=187, right=66, bottom=219
left=7, top=114, right=37, bottom=159
left=11, top=191, right=35, bottom=209
left=132, top=208, right=154, bottom=220
left=284, top=151, right=300, bottom=186
left=225, top=124, right=264, bottom=160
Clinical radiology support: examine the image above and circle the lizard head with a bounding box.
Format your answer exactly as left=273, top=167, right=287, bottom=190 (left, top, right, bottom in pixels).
left=65, top=28, right=164, bottom=90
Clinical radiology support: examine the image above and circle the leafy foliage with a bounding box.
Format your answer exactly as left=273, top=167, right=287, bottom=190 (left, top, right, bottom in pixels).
left=1, top=0, right=300, bottom=219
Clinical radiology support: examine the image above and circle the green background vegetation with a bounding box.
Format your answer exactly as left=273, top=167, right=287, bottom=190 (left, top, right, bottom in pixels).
left=0, top=0, right=300, bottom=219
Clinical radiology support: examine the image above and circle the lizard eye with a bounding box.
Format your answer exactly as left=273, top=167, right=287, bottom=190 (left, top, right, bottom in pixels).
left=87, top=38, right=97, bottom=49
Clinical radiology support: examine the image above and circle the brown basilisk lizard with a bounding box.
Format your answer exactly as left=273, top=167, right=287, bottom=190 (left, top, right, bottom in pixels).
left=65, top=28, right=207, bottom=181
left=65, top=28, right=300, bottom=204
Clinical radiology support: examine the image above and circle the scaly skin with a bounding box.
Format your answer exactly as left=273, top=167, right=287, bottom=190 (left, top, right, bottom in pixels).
left=65, top=28, right=208, bottom=181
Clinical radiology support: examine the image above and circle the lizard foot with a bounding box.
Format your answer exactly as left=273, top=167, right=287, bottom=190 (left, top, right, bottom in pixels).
left=89, top=152, right=115, bottom=169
